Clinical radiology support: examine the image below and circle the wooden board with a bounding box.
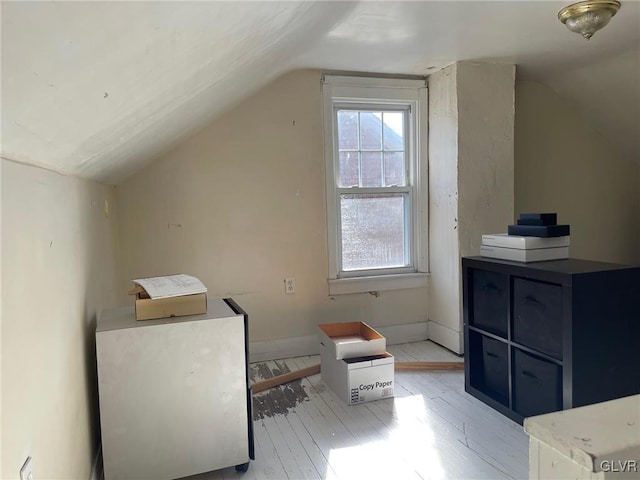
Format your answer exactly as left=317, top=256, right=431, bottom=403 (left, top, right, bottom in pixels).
left=395, top=361, right=464, bottom=371
left=253, top=364, right=321, bottom=393
left=252, top=361, right=465, bottom=393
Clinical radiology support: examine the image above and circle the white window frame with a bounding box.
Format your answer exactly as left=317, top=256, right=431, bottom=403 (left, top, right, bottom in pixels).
left=322, top=75, right=429, bottom=295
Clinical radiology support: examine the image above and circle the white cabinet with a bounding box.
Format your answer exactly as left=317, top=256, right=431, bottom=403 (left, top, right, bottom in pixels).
left=96, top=298, right=253, bottom=480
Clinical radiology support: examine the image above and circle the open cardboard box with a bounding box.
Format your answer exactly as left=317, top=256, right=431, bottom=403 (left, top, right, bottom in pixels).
left=129, top=284, right=207, bottom=321
left=320, top=344, right=394, bottom=405
left=318, top=322, right=386, bottom=360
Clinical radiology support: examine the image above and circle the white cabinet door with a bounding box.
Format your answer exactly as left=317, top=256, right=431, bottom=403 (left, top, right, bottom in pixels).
left=97, top=305, right=248, bottom=480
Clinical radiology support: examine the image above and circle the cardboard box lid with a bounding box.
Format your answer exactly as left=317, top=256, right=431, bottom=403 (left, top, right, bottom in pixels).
left=318, top=322, right=386, bottom=360
left=128, top=284, right=150, bottom=299
left=130, top=274, right=207, bottom=299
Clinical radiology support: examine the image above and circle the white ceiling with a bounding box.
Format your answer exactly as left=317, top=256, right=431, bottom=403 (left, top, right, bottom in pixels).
left=2, top=1, right=639, bottom=184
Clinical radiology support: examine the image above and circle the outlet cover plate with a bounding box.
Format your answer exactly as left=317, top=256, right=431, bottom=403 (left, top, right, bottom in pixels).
left=285, top=277, right=295, bottom=294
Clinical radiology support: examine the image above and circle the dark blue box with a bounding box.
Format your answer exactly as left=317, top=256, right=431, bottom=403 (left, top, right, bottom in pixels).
left=508, top=224, right=570, bottom=237
left=517, top=213, right=557, bottom=226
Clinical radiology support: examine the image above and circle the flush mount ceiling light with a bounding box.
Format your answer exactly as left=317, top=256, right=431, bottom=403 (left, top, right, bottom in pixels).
left=558, top=0, right=621, bottom=39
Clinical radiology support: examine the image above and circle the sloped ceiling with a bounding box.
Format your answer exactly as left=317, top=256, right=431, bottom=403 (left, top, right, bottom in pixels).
left=2, top=1, right=639, bottom=184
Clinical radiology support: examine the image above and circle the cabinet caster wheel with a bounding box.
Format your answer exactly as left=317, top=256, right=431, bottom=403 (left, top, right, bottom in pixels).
left=235, top=462, right=250, bottom=473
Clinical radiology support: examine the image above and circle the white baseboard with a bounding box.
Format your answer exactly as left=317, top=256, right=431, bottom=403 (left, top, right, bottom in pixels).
left=89, top=444, right=103, bottom=480
left=249, top=321, right=428, bottom=363
left=250, top=335, right=319, bottom=363
left=427, top=320, right=463, bottom=354
left=376, top=322, right=428, bottom=345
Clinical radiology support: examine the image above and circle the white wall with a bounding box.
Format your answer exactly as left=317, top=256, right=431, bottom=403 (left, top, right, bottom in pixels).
left=1, top=160, right=119, bottom=479
left=428, top=62, right=515, bottom=353
left=0, top=153, right=3, bottom=477
left=427, top=65, right=461, bottom=352
left=515, top=82, right=640, bottom=266
left=116, top=69, right=430, bottom=346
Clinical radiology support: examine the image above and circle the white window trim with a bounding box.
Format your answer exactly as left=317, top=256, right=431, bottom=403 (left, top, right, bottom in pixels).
left=322, top=74, right=429, bottom=295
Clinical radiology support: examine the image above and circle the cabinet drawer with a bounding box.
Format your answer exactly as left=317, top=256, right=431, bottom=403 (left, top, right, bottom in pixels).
left=513, top=349, right=562, bottom=418
left=481, top=335, right=509, bottom=403
left=472, top=269, right=508, bottom=337
left=513, top=278, right=562, bottom=359
left=469, top=332, right=509, bottom=405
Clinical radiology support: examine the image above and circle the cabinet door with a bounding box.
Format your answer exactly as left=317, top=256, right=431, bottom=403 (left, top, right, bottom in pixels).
left=513, top=278, right=562, bottom=359
left=97, top=316, right=249, bottom=480
left=471, top=269, right=508, bottom=337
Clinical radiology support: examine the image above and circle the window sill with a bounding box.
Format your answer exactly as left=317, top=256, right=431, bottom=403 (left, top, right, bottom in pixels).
left=328, top=272, right=430, bottom=296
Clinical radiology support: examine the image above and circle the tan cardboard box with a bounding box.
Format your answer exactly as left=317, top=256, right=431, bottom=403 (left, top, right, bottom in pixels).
left=130, top=287, right=207, bottom=321
left=320, top=344, right=394, bottom=405
left=318, top=322, right=386, bottom=360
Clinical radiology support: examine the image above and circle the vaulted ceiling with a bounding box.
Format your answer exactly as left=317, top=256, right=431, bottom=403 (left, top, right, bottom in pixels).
left=2, top=1, right=639, bottom=184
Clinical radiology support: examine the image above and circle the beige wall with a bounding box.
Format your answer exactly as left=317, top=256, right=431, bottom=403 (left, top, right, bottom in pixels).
left=116, top=69, right=429, bottom=343
left=1, top=160, right=120, bottom=479
left=515, top=82, right=640, bottom=266
left=457, top=62, right=515, bottom=258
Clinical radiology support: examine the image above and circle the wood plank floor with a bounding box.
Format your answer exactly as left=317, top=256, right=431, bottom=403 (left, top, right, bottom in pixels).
left=187, top=341, right=529, bottom=480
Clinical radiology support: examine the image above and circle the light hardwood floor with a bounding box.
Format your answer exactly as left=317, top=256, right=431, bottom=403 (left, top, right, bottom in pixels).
left=188, top=341, right=529, bottom=480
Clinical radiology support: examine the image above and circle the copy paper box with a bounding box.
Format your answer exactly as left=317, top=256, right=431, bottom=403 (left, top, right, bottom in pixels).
left=320, top=344, right=394, bottom=405
left=318, top=322, right=386, bottom=360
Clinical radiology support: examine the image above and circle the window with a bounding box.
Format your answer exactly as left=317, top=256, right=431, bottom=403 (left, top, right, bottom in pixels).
left=322, top=75, right=428, bottom=295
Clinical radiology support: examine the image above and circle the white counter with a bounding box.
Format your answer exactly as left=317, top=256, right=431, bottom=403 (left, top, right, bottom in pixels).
left=524, top=394, right=640, bottom=479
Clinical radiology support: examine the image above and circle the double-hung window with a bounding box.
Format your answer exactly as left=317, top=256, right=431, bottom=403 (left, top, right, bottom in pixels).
left=322, top=75, right=428, bottom=295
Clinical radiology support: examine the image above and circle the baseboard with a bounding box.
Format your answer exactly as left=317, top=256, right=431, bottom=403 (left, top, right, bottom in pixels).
left=427, top=320, right=463, bottom=355
left=375, top=322, right=428, bottom=345
left=89, top=444, right=103, bottom=480
left=249, top=321, right=428, bottom=363
left=250, top=335, right=319, bottom=363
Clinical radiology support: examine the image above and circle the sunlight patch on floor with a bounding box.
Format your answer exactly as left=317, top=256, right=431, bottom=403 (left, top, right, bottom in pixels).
left=391, top=394, right=447, bottom=480
left=326, top=395, right=446, bottom=480
left=327, top=440, right=422, bottom=480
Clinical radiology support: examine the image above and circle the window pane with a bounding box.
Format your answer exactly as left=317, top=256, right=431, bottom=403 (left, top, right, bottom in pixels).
left=337, top=111, right=358, bottom=150
left=338, top=152, right=359, bottom=188
left=340, top=194, right=407, bottom=271
left=359, top=112, right=382, bottom=150
left=383, top=112, right=404, bottom=150
left=361, top=152, right=382, bottom=187
left=384, top=152, right=405, bottom=186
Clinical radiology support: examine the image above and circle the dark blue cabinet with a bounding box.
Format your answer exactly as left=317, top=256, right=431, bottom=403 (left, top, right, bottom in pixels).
left=463, top=256, right=640, bottom=424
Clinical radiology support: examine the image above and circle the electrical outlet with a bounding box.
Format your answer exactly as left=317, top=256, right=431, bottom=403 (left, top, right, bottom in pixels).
left=20, top=456, right=33, bottom=480
left=284, top=277, right=295, bottom=294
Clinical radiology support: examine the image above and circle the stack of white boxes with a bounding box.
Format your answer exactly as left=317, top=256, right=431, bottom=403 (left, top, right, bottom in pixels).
left=481, top=213, right=570, bottom=262
left=480, top=234, right=570, bottom=262
left=318, top=322, right=394, bottom=405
